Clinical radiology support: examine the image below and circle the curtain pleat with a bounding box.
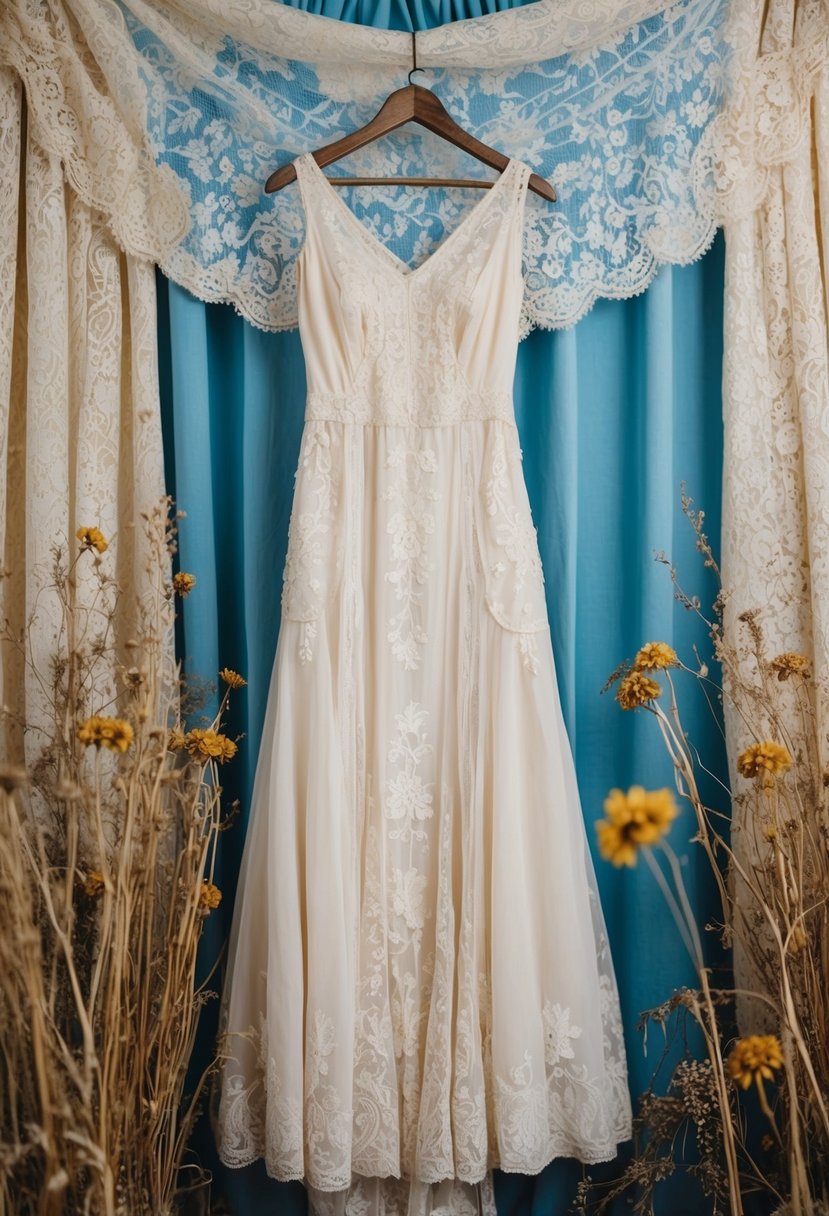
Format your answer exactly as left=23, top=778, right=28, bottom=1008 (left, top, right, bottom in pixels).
left=0, top=66, right=167, bottom=765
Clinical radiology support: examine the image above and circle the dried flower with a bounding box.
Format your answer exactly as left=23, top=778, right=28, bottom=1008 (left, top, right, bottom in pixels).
left=596, top=785, right=679, bottom=867
left=183, top=728, right=237, bottom=764
left=198, top=881, right=222, bottom=911
left=770, top=651, right=811, bottom=681
left=167, top=728, right=187, bottom=752
left=737, top=741, right=792, bottom=782
left=76, top=526, right=108, bottom=553
left=173, top=571, right=196, bottom=597
left=616, top=671, right=662, bottom=710
left=634, top=641, right=679, bottom=671
left=727, top=1034, right=783, bottom=1090
left=83, top=870, right=106, bottom=898
left=220, top=668, right=247, bottom=689
left=77, top=715, right=134, bottom=753
left=0, top=764, right=28, bottom=792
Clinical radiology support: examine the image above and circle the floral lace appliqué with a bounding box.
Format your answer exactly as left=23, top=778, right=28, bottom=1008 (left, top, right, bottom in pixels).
left=383, top=441, right=440, bottom=670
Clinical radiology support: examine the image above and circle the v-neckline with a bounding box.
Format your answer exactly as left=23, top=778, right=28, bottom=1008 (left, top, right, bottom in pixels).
left=301, top=152, right=520, bottom=282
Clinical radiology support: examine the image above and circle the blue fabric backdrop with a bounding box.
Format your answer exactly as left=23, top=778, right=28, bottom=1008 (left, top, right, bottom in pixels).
left=155, top=2, right=730, bottom=1211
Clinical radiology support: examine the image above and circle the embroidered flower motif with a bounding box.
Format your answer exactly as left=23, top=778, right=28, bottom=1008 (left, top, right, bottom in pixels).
left=542, top=1001, right=582, bottom=1066
left=385, top=770, right=433, bottom=822
left=281, top=423, right=340, bottom=664
left=390, top=867, right=427, bottom=931
left=382, top=442, right=439, bottom=671
left=384, top=702, right=434, bottom=842
left=307, top=1010, right=336, bottom=1091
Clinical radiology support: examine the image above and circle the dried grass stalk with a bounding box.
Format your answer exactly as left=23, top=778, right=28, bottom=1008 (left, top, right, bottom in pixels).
left=0, top=502, right=238, bottom=1215
left=583, top=487, right=829, bottom=1216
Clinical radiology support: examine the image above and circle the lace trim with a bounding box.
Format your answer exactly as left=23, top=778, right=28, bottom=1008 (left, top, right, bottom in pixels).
left=305, top=390, right=517, bottom=429
left=1, top=0, right=734, bottom=334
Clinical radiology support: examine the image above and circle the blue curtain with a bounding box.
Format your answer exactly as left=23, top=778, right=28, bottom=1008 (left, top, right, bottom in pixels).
left=155, top=2, right=730, bottom=1211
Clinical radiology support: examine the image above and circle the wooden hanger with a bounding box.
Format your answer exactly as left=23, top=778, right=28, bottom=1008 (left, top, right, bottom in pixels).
left=264, top=32, right=556, bottom=201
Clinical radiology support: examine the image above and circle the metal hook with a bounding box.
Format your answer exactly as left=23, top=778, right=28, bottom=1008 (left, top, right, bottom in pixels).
left=407, top=31, right=426, bottom=86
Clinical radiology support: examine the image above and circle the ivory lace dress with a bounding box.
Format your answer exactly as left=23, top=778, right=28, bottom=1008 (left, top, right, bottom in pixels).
left=214, top=153, right=632, bottom=1216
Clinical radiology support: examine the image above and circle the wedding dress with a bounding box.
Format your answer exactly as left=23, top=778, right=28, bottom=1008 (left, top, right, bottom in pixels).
left=214, top=152, right=633, bottom=1216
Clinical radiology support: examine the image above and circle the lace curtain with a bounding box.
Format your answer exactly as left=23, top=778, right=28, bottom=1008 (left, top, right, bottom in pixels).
left=0, top=67, right=167, bottom=767
left=0, top=0, right=728, bottom=335
left=713, top=0, right=829, bottom=1027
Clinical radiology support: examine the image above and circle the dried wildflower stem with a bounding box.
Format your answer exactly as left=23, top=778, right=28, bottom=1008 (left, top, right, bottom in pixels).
left=644, top=843, right=744, bottom=1214
left=0, top=503, right=234, bottom=1213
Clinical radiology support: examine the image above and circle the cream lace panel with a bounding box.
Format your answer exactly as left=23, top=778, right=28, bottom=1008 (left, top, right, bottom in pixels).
left=0, top=68, right=168, bottom=768
left=714, top=0, right=829, bottom=1030
left=1, top=0, right=729, bottom=334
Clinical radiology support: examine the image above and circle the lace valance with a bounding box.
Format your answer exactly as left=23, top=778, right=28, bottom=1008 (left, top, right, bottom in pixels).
left=0, top=0, right=738, bottom=333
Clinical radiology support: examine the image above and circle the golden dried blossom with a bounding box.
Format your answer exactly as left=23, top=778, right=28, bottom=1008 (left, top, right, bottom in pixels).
left=616, top=671, right=662, bottom=710
left=83, top=870, right=106, bottom=898
left=737, top=741, right=792, bottom=782
left=634, top=642, right=678, bottom=671
left=220, top=668, right=247, bottom=689
left=183, top=728, right=237, bottom=764
left=76, top=526, right=108, bottom=553
left=770, top=651, right=811, bottom=681
left=596, top=785, right=679, bottom=867
left=77, top=715, right=134, bottom=753
left=173, top=571, right=196, bottom=597
left=198, top=881, right=222, bottom=911
left=727, top=1035, right=783, bottom=1090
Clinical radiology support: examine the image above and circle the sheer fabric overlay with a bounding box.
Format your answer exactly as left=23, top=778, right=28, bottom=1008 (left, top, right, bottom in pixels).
left=212, top=155, right=632, bottom=1216
left=1, top=0, right=728, bottom=335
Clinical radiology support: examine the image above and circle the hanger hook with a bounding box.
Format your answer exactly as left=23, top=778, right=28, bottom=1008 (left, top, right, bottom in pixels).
left=407, top=31, right=426, bottom=86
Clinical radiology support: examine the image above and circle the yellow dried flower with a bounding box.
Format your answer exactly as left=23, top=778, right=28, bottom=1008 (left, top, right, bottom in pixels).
left=616, top=671, right=662, bottom=710
left=184, top=728, right=237, bottom=763
left=76, top=526, right=108, bottom=553
left=727, top=1034, right=783, bottom=1090
left=77, top=715, right=134, bottom=753
left=220, top=668, right=247, bottom=689
left=173, top=571, right=196, bottom=597
left=168, top=728, right=187, bottom=751
left=770, top=652, right=811, bottom=681
left=737, top=741, right=792, bottom=782
left=198, top=881, right=222, bottom=911
left=83, top=870, right=106, bottom=898
left=634, top=642, right=678, bottom=671
left=596, top=785, right=679, bottom=867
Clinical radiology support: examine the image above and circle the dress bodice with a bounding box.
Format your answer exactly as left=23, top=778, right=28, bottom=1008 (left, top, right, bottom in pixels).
left=293, top=153, right=531, bottom=428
